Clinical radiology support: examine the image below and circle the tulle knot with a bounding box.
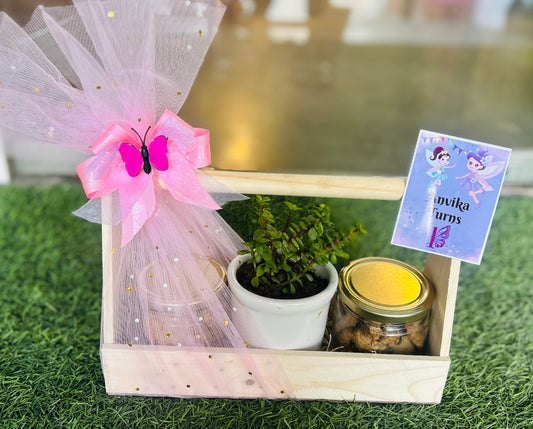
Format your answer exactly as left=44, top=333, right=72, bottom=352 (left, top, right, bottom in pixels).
left=76, top=110, right=220, bottom=246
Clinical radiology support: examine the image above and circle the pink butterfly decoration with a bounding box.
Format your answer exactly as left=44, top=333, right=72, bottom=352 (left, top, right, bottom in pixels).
left=119, top=133, right=169, bottom=177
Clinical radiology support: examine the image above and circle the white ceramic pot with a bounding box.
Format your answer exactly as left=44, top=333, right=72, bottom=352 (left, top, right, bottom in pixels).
left=227, top=254, right=338, bottom=350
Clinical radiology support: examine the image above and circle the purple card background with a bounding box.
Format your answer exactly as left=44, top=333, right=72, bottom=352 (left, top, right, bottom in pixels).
left=392, top=130, right=511, bottom=264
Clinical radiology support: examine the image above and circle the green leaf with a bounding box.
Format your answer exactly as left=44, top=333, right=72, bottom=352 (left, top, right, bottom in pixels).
left=252, top=230, right=265, bottom=241
left=308, top=228, right=318, bottom=241
left=251, top=277, right=259, bottom=287
left=256, top=264, right=266, bottom=277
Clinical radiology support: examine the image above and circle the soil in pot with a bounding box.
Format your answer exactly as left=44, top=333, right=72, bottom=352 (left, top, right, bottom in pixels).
left=236, top=262, right=328, bottom=299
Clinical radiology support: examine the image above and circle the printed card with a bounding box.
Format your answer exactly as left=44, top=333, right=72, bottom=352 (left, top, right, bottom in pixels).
left=392, top=130, right=511, bottom=264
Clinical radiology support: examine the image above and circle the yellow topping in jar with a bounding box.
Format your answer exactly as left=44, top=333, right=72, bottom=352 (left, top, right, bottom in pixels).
left=351, top=261, right=421, bottom=306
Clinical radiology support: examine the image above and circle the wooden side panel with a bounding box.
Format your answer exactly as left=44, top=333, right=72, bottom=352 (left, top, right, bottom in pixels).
left=101, top=344, right=450, bottom=403
left=424, top=254, right=461, bottom=357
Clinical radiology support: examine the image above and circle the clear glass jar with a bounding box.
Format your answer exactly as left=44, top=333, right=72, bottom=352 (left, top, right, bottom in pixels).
left=141, top=257, right=227, bottom=346
left=333, top=257, right=434, bottom=354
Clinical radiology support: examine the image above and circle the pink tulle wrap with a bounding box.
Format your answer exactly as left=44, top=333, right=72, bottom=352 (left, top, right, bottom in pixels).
left=0, top=0, right=292, bottom=398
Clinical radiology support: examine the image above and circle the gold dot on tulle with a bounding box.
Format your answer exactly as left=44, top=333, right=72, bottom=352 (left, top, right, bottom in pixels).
left=135, top=387, right=140, bottom=391
left=196, top=334, right=201, bottom=339
left=34, top=88, right=40, bottom=93
left=107, top=11, right=115, bottom=18
left=137, top=117, right=141, bottom=123
left=244, top=342, right=249, bottom=347
left=111, top=248, right=116, bottom=253
left=166, top=333, right=171, bottom=338
left=223, top=321, right=229, bottom=326
left=96, top=85, right=101, bottom=90
left=198, top=30, right=203, bottom=36
left=1, top=105, right=5, bottom=110
left=204, top=225, right=208, bottom=229
left=127, top=286, right=131, bottom=291
left=176, top=91, right=182, bottom=95
left=149, top=273, right=154, bottom=278
left=155, top=246, right=159, bottom=250
left=67, top=104, right=72, bottom=109
left=128, top=343, right=132, bottom=347
left=208, top=355, right=213, bottom=359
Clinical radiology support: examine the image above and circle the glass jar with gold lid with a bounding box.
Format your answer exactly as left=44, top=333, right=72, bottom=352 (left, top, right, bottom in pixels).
left=333, top=257, right=434, bottom=354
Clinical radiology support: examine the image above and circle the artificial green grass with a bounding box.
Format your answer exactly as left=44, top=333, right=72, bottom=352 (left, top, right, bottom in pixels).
left=0, top=183, right=531, bottom=428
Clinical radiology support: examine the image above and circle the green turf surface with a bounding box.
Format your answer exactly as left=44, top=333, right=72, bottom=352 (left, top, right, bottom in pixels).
left=0, top=184, right=531, bottom=428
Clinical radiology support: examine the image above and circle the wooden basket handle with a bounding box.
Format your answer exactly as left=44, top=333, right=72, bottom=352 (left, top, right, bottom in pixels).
left=202, top=169, right=406, bottom=201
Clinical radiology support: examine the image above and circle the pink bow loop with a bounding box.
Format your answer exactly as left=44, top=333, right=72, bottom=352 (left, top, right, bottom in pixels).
left=76, top=111, right=220, bottom=246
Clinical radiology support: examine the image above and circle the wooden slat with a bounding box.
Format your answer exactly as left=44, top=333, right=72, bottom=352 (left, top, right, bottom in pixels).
left=101, top=344, right=450, bottom=403
left=202, top=169, right=406, bottom=200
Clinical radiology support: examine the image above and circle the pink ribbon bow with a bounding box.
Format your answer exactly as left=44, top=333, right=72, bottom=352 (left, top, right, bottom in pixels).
left=77, top=110, right=220, bottom=246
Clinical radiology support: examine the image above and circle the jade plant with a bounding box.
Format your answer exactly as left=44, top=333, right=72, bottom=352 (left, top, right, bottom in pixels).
left=237, top=196, right=365, bottom=299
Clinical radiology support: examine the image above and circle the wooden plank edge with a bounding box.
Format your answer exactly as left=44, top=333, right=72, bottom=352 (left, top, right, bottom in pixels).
left=101, top=222, right=115, bottom=344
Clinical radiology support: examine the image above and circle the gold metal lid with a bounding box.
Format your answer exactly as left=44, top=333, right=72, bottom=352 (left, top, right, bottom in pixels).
left=339, top=257, right=433, bottom=323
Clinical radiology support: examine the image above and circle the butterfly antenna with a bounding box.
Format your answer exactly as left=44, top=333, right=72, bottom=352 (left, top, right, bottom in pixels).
left=143, top=126, right=152, bottom=144
left=131, top=127, right=144, bottom=144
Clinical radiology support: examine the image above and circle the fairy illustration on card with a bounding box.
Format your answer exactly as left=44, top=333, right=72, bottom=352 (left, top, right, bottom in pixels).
left=455, top=148, right=506, bottom=207
left=426, top=146, right=456, bottom=189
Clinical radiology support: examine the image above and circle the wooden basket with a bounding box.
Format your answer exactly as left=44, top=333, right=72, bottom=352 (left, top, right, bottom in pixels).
left=100, top=171, right=460, bottom=403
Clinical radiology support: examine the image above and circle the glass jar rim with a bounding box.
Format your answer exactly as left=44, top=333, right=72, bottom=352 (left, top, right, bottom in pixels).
left=139, top=257, right=227, bottom=309
left=338, top=257, right=434, bottom=323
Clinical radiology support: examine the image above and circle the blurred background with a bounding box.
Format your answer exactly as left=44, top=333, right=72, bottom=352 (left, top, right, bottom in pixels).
left=1, top=0, right=532, bottom=187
